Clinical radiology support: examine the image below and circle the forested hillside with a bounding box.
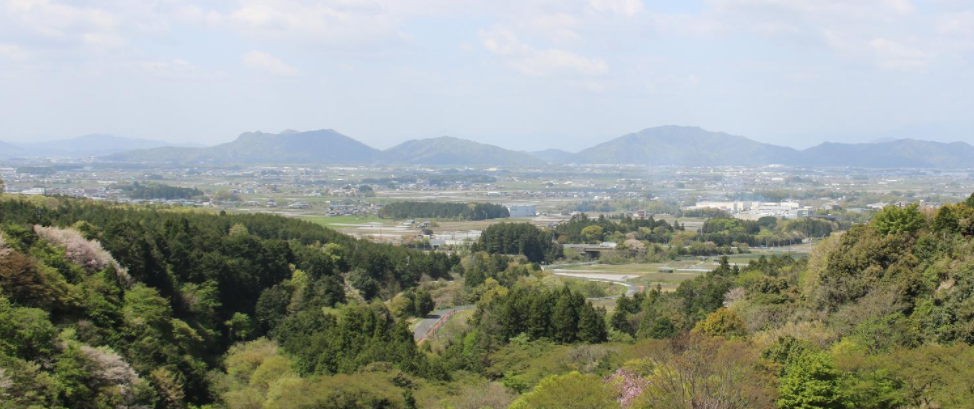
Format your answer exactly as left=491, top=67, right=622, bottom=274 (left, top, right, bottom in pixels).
left=0, top=196, right=454, bottom=408
left=5, top=194, right=974, bottom=408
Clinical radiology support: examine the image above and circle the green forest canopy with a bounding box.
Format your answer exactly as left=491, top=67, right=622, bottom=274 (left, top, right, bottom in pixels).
left=4, top=194, right=974, bottom=408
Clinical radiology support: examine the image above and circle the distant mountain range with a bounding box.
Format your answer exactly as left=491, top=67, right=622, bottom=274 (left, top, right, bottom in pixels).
left=12, top=126, right=974, bottom=168
left=106, top=130, right=546, bottom=167
left=543, top=126, right=974, bottom=168
left=0, top=141, right=24, bottom=158
left=794, top=139, right=974, bottom=168
left=0, top=134, right=199, bottom=158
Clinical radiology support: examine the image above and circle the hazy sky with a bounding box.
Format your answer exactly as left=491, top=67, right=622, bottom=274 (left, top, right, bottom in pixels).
left=2, top=0, right=974, bottom=151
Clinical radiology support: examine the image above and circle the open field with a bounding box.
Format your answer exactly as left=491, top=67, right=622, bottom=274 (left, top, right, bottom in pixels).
left=548, top=250, right=810, bottom=295
left=301, top=214, right=382, bottom=227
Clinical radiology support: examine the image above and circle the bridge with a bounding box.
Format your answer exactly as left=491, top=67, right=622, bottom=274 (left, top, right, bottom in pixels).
left=562, top=243, right=618, bottom=258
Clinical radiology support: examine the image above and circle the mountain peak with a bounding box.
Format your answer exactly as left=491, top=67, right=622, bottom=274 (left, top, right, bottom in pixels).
left=383, top=136, right=543, bottom=167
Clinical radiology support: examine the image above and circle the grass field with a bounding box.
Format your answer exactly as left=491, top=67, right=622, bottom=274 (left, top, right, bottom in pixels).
left=300, top=214, right=382, bottom=227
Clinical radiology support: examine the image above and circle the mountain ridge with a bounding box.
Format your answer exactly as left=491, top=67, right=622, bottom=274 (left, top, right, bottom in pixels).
left=0, top=140, right=24, bottom=158
left=383, top=136, right=544, bottom=167
left=95, top=126, right=974, bottom=168
left=3, top=134, right=197, bottom=158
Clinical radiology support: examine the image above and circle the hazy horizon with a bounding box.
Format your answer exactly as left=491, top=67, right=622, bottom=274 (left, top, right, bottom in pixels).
left=5, top=125, right=972, bottom=153
left=2, top=0, right=974, bottom=151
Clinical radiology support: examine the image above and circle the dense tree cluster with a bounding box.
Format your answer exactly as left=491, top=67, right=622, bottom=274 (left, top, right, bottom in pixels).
left=0, top=196, right=456, bottom=407
left=473, top=286, right=609, bottom=345
left=119, top=181, right=204, bottom=200
left=554, top=214, right=678, bottom=244
left=461, top=252, right=537, bottom=289
left=378, top=201, right=509, bottom=220
left=556, top=214, right=839, bottom=260
left=473, top=222, right=563, bottom=263
left=10, top=190, right=974, bottom=408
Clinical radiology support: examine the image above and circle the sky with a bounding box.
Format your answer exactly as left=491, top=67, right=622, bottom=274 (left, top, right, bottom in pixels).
left=1, top=0, right=974, bottom=152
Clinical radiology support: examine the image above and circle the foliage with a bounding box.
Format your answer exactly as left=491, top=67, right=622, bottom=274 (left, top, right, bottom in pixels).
left=777, top=351, right=846, bottom=409
left=473, top=223, right=562, bottom=263
left=509, top=371, right=617, bottom=409
left=118, top=181, right=203, bottom=200
left=379, top=201, right=509, bottom=220
left=469, top=286, right=607, bottom=345
left=631, top=335, right=775, bottom=409
left=8, top=193, right=974, bottom=407
left=871, top=204, right=926, bottom=236
left=0, top=196, right=458, bottom=407
left=693, top=307, right=747, bottom=338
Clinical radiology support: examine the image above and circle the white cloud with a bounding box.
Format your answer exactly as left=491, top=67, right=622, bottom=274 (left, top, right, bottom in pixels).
left=135, top=59, right=208, bottom=79
left=588, top=0, right=644, bottom=17
left=4, top=0, right=117, bottom=34
left=209, top=0, right=402, bottom=44
left=937, top=11, right=974, bottom=35
left=513, top=49, right=609, bottom=76
left=82, top=32, right=126, bottom=48
left=523, top=13, right=582, bottom=44
left=869, top=38, right=932, bottom=71
left=482, top=28, right=532, bottom=56
left=242, top=50, right=299, bottom=76
left=0, top=44, right=29, bottom=62
left=480, top=27, right=608, bottom=76
left=708, top=0, right=913, bottom=18
left=648, top=0, right=952, bottom=71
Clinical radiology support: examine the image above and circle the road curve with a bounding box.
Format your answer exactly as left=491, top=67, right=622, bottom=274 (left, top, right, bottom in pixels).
left=413, top=305, right=473, bottom=342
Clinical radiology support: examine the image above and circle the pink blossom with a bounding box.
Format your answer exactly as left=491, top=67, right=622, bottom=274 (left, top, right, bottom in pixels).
left=604, top=368, right=649, bottom=408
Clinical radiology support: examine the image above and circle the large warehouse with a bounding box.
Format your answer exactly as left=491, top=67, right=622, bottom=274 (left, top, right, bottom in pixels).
left=506, top=204, right=537, bottom=218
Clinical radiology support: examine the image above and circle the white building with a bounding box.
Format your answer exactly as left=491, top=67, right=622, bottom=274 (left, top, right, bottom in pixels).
left=19, top=188, right=46, bottom=196
left=691, top=201, right=752, bottom=213
left=506, top=204, right=537, bottom=218
left=689, top=200, right=811, bottom=220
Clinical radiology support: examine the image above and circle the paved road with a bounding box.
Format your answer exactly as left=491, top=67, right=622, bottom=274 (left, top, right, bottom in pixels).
left=550, top=272, right=641, bottom=298
left=542, top=262, right=640, bottom=298
left=413, top=305, right=473, bottom=342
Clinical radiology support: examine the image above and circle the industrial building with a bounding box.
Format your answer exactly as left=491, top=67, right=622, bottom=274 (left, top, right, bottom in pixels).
left=506, top=204, right=537, bottom=218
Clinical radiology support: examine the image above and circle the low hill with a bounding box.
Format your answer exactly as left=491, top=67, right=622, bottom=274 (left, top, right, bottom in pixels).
left=16, top=134, right=173, bottom=157
left=797, top=139, right=974, bottom=168
left=570, top=126, right=974, bottom=168
left=0, top=141, right=24, bottom=158
left=572, top=126, right=800, bottom=166
left=107, top=129, right=381, bottom=164
left=382, top=136, right=545, bottom=167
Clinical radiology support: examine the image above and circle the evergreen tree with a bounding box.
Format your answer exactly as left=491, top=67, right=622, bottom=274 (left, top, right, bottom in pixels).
left=551, top=288, right=579, bottom=343
left=527, top=291, right=555, bottom=339
left=610, top=310, right=634, bottom=336
left=414, top=290, right=435, bottom=317
left=577, top=303, right=608, bottom=343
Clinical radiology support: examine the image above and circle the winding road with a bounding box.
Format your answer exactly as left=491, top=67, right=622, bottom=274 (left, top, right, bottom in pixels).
left=413, top=305, right=473, bottom=342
